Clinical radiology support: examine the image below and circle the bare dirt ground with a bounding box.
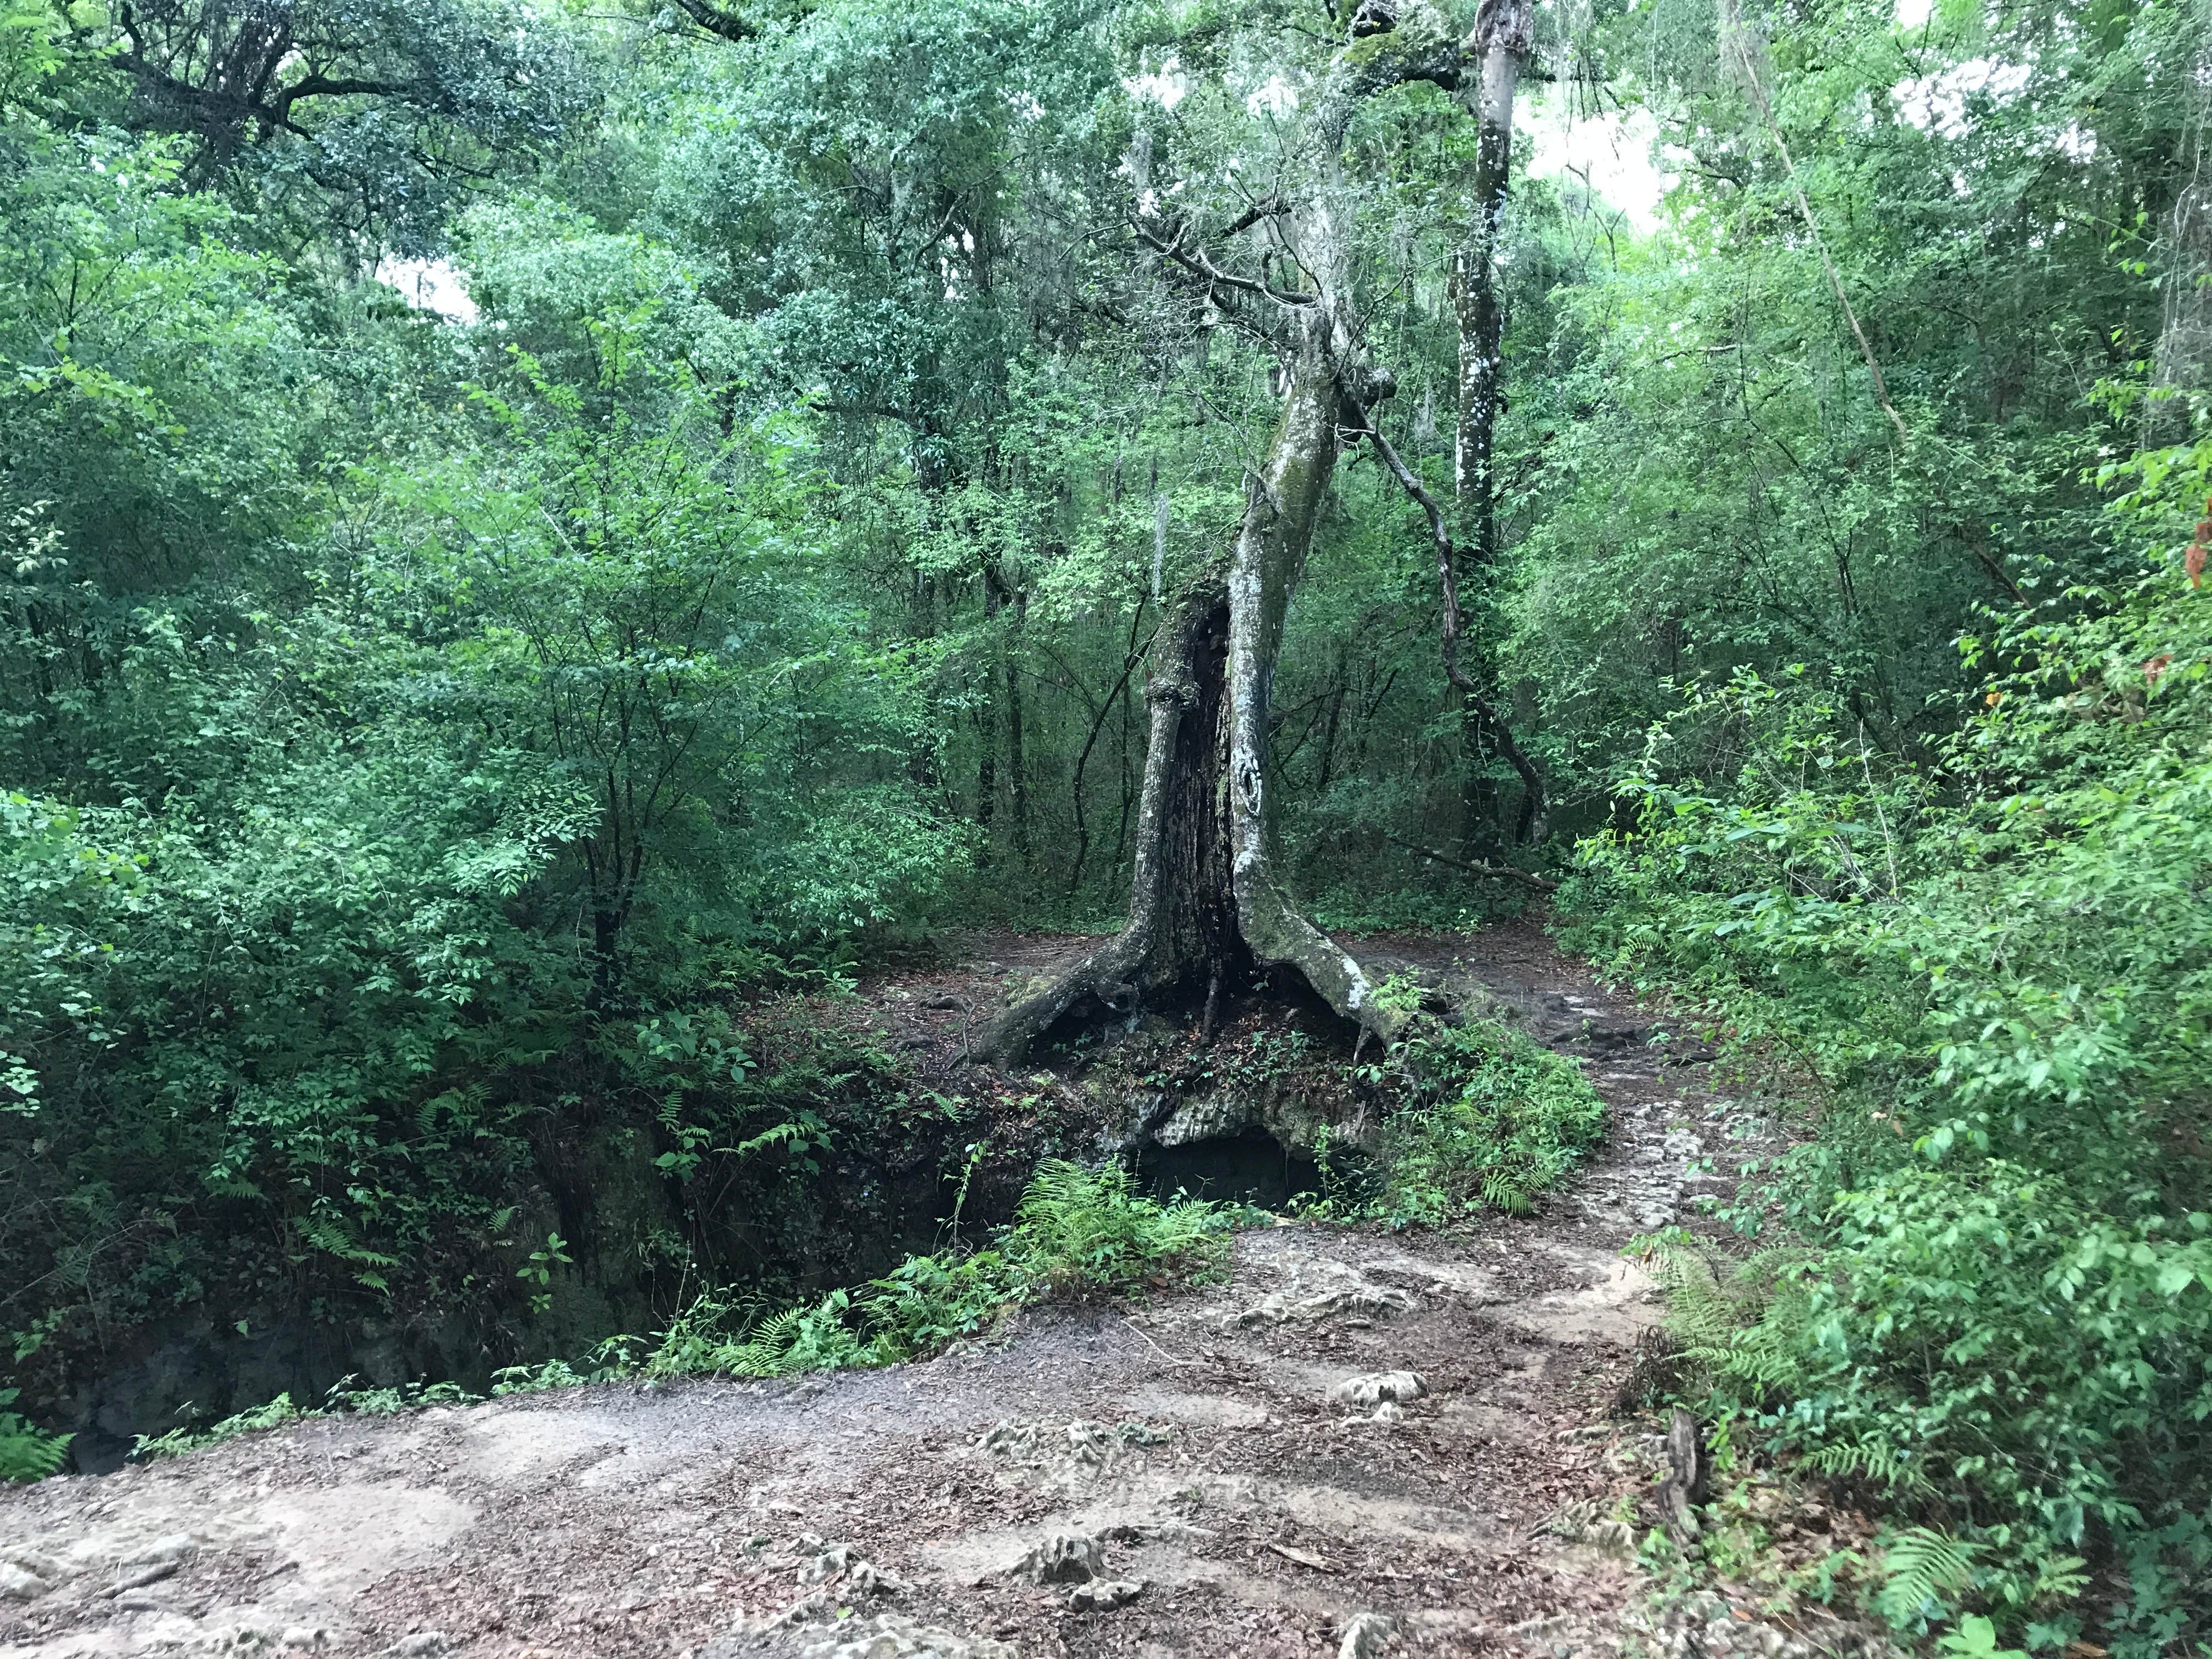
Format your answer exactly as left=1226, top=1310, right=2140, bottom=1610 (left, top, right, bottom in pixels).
left=0, top=924, right=1813, bottom=1659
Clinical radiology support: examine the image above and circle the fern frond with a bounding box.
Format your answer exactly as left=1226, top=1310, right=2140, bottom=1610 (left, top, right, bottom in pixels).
left=1875, top=1525, right=1979, bottom=1624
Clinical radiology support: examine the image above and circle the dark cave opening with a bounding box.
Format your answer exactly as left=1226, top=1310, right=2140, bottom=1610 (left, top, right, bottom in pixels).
left=1138, top=1127, right=1321, bottom=1209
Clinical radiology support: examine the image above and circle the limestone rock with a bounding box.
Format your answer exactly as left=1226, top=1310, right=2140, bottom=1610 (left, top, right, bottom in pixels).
left=712, top=1612, right=1017, bottom=1659
left=847, top=1560, right=910, bottom=1596
left=1340, top=1611, right=1396, bottom=1658
left=1584, top=1519, right=1637, bottom=1558
left=1066, top=1578, right=1144, bottom=1611
left=799, top=1543, right=856, bottom=1584
left=1327, top=1371, right=1426, bottom=1408
left=1231, top=1278, right=1414, bottom=1328
left=1009, top=1530, right=1103, bottom=1584
left=125, top=1532, right=202, bottom=1568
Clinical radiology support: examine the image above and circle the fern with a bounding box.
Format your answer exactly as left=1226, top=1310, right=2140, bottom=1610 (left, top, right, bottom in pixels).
left=0, top=1392, right=70, bottom=1482
left=641, top=1161, right=1227, bottom=1384
left=133, top=1393, right=304, bottom=1461
left=1875, top=1526, right=1980, bottom=1627
left=1808, top=1436, right=1934, bottom=1496
left=1004, top=1159, right=1226, bottom=1294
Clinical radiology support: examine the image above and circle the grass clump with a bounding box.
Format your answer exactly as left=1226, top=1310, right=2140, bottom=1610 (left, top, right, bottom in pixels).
left=131, top=1377, right=481, bottom=1462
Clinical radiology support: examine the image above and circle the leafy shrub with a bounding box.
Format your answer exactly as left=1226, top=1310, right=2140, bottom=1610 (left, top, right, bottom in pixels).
left=1572, top=437, right=2212, bottom=1652
left=1372, top=1015, right=1607, bottom=1223
left=1647, top=1167, right=2212, bottom=1641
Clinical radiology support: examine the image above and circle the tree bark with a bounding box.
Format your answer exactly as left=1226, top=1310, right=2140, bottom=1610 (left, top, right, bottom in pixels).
left=2148, top=8, right=2212, bottom=445
left=1006, top=583, right=1030, bottom=862
left=977, top=567, right=1000, bottom=836
left=1443, top=0, right=1550, bottom=843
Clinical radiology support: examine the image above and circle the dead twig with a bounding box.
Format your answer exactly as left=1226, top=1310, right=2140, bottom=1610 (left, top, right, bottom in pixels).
left=1383, top=834, right=1558, bottom=893
left=1124, top=1318, right=1208, bottom=1369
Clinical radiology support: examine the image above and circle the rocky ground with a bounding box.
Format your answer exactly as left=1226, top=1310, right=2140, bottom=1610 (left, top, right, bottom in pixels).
left=0, top=924, right=1864, bottom=1659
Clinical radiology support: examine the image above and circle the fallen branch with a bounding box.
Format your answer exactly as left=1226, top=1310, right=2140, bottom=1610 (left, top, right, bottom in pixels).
left=1124, top=1318, right=1207, bottom=1369
left=1384, top=834, right=1558, bottom=892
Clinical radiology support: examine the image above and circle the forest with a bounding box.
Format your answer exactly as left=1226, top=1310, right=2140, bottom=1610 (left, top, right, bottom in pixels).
left=1, top=0, right=2208, bottom=1648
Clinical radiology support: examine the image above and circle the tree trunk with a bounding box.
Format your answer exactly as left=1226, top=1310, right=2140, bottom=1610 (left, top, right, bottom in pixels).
left=977, top=19, right=1491, bottom=1062
left=977, top=337, right=1398, bottom=1063
left=1452, top=0, right=1530, bottom=560
left=1443, top=0, right=1548, bottom=843
left=977, top=568, right=1000, bottom=836
left=1006, top=584, right=1030, bottom=863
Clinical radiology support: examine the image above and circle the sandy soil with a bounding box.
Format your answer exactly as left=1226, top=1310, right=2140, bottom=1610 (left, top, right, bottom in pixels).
left=0, top=924, right=1801, bottom=1659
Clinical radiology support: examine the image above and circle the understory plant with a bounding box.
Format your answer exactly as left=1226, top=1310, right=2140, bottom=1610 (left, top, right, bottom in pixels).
left=1572, top=438, right=2212, bottom=1654
left=1367, top=1010, right=1608, bottom=1223
left=641, top=1159, right=1226, bottom=1380
left=132, top=1377, right=481, bottom=1461
left=0, top=1390, right=70, bottom=1481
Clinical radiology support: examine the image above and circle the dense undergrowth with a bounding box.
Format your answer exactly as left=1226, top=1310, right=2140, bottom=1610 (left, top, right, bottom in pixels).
left=1367, top=1007, right=1608, bottom=1223
left=96, top=1009, right=1604, bottom=1470
left=1564, top=439, right=2212, bottom=1656
left=121, top=1159, right=1226, bottom=1459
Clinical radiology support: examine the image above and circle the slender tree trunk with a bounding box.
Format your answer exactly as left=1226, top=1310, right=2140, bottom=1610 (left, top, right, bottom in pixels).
left=2149, top=3, right=2212, bottom=445
left=1452, top=0, right=1530, bottom=560
left=1068, top=606, right=1149, bottom=896
left=1440, top=0, right=1549, bottom=843
left=1006, top=584, right=1030, bottom=863
left=977, top=569, right=1000, bottom=836
left=1315, top=650, right=1346, bottom=797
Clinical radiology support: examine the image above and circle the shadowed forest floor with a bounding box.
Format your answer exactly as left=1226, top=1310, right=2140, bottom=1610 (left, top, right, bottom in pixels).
left=0, top=928, right=1863, bottom=1659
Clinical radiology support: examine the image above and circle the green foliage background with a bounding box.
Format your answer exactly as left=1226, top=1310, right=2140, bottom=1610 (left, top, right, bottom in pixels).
left=1, top=0, right=2208, bottom=1645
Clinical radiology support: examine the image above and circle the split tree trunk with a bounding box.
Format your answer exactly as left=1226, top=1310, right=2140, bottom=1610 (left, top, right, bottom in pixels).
left=977, top=336, right=1397, bottom=1063
left=978, top=19, right=1498, bottom=1063
left=2149, top=16, right=2212, bottom=446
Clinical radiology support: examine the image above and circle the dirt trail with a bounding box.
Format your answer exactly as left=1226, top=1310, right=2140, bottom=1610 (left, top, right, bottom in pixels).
left=0, top=925, right=1781, bottom=1659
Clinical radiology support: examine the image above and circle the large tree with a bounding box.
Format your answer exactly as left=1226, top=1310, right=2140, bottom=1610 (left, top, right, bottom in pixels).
left=74, top=0, right=591, bottom=248
left=978, top=10, right=1482, bottom=1060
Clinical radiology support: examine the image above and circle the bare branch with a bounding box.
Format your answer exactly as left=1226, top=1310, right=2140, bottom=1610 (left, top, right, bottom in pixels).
left=1719, top=0, right=1909, bottom=445
left=670, top=0, right=765, bottom=42
left=1219, top=195, right=1292, bottom=238
left=1383, top=835, right=1558, bottom=892
left=1343, top=394, right=1549, bottom=839
left=1131, top=217, right=1318, bottom=308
